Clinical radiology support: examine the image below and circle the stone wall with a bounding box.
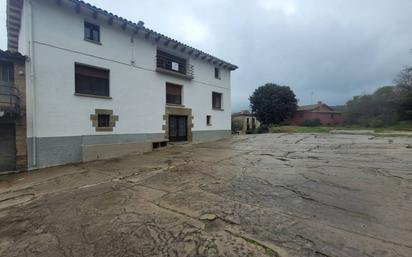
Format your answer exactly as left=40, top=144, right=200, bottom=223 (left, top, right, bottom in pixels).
left=14, top=61, right=27, bottom=171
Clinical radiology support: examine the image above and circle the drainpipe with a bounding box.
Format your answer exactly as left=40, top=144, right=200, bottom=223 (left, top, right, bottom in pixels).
left=28, top=0, right=37, bottom=167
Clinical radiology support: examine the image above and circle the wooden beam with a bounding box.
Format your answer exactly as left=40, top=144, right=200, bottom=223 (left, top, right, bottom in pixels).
left=188, top=49, right=194, bottom=55
left=92, top=10, right=98, bottom=19
left=145, top=30, right=151, bottom=39
left=75, top=3, right=80, bottom=13
left=107, top=17, right=113, bottom=25
left=164, top=39, right=171, bottom=46
left=134, top=26, right=140, bottom=35
left=201, top=55, right=207, bottom=60
left=180, top=46, right=186, bottom=53
left=194, top=52, right=200, bottom=58
left=121, top=21, right=127, bottom=30
left=155, top=35, right=161, bottom=42
left=173, top=43, right=179, bottom=49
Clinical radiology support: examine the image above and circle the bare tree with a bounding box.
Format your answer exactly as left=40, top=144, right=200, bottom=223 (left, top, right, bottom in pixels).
left=394, top=66, right=412, bottom=91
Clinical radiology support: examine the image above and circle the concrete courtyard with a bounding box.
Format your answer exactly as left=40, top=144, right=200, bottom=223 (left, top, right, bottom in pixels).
left=0, top=133, right=411, bottom=257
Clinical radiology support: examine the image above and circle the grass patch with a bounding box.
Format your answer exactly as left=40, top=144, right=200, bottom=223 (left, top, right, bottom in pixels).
left=372, top=120, right=412, bottom=132
left=269, top=126, right=333, bottom=133
left=264, top=121, right=412, bottom=134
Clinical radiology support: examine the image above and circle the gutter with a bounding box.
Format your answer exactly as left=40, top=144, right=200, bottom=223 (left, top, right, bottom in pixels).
left=28, top=0, right=37, bottom=167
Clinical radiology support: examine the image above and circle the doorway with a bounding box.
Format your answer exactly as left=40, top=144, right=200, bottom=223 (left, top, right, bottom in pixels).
left=0, top=124, right=16, bottom=172
left=168, top=115, right=187, bottom=142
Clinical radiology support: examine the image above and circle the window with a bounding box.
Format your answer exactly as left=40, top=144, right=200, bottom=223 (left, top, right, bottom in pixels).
left=157, top=50, right=187, bottom=75
left=212, top=92, right=222, bottom=109
left=91, top=109, right=118, bottom=132
left=206, top=115, right=212, bottom=126
left=75, top=63, right=109, bottom=97
left=214, top=67, right=220, bottom=79
left=84, top=22, right=100, bottom=43
left=98, top=114, right=110, bottom=128
left=166, top=83, right=182, bottom=105
left=0, top=62, right=14, bottom=82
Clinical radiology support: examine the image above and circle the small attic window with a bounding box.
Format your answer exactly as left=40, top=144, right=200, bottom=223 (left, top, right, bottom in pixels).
left=214, top=67, right=221, bottom=79
left=84, top=22, right=100, bottom=43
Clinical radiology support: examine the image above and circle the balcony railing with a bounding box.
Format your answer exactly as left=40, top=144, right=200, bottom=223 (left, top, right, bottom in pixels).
left=0, top=82, right=20, bottom=115
left=156, top=53, right=194, bottom=79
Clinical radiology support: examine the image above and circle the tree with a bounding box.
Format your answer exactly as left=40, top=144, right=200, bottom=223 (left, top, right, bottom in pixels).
left=249, top=83, right=297, bottom=126
left=344, top=50, right=412, bottom=125
left=395, top=66, right=412, bottom=91
left=394, top=67, right=412, bottom=119
left=344, top=86, right=401, bottom=127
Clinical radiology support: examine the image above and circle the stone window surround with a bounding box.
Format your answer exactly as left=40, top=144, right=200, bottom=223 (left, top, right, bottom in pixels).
left=90, top=109, right=118, bottom=132
left=163, top=106, right=193, bottom=142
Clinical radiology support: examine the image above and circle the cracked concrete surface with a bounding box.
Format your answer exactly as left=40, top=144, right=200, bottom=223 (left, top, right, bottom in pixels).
left=0, top=133, right=411, bottom=257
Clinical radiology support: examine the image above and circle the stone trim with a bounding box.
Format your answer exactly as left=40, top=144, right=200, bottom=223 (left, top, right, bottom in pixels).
left=163, top=106, right=193, bottom=142
left=13, top=60, right=27, bottom=171
left=90, top=109, right=119, bottom=132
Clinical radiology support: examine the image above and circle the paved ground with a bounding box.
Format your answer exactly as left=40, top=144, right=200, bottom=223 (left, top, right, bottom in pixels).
left=0, top=133, right=411, bottom=257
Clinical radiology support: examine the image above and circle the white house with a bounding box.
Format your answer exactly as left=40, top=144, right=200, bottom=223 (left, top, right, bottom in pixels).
left=1, top=0, right=237, bottom=172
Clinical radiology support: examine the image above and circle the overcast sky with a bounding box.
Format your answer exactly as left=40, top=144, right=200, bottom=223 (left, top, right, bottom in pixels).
left=1, top=0, right=412, bottom=111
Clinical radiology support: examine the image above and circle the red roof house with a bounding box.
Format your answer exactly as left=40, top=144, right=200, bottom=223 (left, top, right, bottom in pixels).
left=287, top=101, right=344, bottom=126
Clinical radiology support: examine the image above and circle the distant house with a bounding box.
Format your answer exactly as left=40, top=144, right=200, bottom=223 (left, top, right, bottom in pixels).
left=288, top=101, right=344, bottom=126
left=232, top=111, right=260, bottom=134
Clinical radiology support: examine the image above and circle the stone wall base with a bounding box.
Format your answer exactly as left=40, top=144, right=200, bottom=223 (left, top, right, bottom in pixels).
left=82, top=142, right=153, bottom=162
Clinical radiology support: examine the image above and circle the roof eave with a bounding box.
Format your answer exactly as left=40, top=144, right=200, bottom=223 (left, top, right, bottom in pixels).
left=67, top=0, right=238, bottom=71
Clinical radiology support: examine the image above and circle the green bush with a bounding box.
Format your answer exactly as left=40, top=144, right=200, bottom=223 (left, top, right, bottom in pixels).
left=365, top=117, right=385, bottom=128
left=231, top=119, right=242, bottom=132
left=301, top=119, right=321, bottom=127
left=254, top=124, right=269, bottom=134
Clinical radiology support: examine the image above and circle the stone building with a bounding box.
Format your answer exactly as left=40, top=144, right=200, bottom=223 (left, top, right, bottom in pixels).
left=232, top=111, right=260, bottom=134
left=0, top=50, right=27, bottom=173
left=287, top=101, right=344, bottom=126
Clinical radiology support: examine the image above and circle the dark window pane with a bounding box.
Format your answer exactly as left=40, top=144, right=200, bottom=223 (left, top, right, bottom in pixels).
left=214, top=68, right=220, bottom=79
left=166, top=83, right=182, bottom=105
left=212, top=92, right=222, bottom=109
left=84, top=27, right=91, bottom=40
left=75, top=64, right=109, bottom=96
left=84, top=22, right=100, bottom=43
left=0, top=62, right=14, bottom=82
left=92, top=30, right=99, bottom=41
left=98, top=114, right=110, bottom=127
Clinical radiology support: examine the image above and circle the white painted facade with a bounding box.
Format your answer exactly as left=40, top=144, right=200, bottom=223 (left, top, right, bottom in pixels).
left=12, top=0, right=236, bottom=168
